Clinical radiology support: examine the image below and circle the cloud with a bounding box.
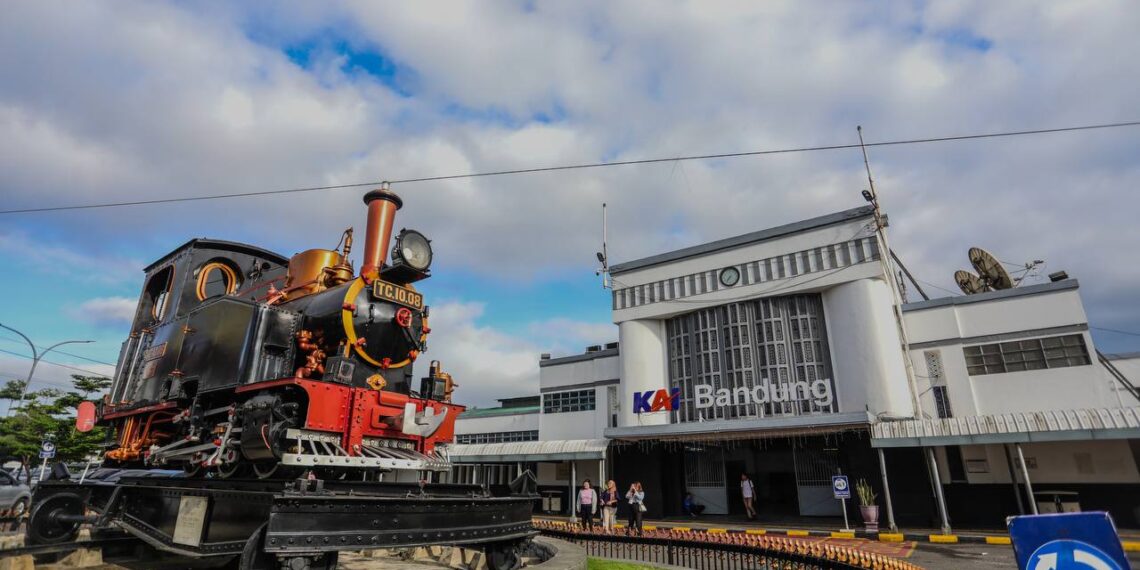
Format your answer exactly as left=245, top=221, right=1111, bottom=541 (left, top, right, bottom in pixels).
left=527, top=318, right=617, bottom=354
left=417, top=300, right=542, bottom=407
left=69, top=297, right=137, bottom=327
left=0, top=1, right=1138, bottom=359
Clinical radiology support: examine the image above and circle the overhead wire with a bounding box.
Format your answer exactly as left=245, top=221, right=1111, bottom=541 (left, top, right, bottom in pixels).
left=2, top=120, right=1138, bottom=215
left=0, top=347, right=110, bottom=377
left=0, top=335, right=116, bottom=367
left=1091, top=326, right=1140, bottom=338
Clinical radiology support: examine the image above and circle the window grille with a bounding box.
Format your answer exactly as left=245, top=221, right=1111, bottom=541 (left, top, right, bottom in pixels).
left=933, top=386, right=953, bottom=419
left=542, top=389, right=596, bottom=413
left=667, top=293, right=835, bottom=422
left=455, top=430, right=539, bottom=445
left=963, top=334, right=1091, bottom=376
left=924, top=350, right=944, bottom=384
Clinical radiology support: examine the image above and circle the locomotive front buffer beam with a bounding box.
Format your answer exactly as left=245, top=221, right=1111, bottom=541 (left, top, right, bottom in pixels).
left=28, top=475, right=537, bottom=570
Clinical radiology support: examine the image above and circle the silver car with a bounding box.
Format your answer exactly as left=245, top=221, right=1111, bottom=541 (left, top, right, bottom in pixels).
left=0, top=469, right=31, bottom=518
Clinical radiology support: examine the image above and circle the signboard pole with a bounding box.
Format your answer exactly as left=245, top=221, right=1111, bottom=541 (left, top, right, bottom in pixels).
left=831, top=473, right=852, bottom=532
left=38, top=455, right=48, bottom=482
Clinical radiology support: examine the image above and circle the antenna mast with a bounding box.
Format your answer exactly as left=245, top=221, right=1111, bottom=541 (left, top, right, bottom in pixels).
left=596, top=203, right=611, bottom=289
left=858, top=126, right=922, bottom=418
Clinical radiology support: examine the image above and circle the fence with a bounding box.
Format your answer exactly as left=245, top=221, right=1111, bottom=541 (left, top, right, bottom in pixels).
left=535, top=521, right=922, bottom=570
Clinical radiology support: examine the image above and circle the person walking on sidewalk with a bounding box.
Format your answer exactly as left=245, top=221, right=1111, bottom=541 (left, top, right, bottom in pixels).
left=600, top=480, right=619, bottom=534
left=740, top=473, right=757, bottom=520
left=577, top=479, right=598, bottom=531
left=625, top=481, right=645, bottom=535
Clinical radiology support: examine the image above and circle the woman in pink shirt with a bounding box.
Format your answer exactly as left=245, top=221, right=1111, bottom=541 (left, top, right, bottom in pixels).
left=577, top=479, right=598, bottom=530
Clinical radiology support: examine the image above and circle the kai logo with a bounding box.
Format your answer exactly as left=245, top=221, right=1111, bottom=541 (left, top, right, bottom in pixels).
left=633, top=388, right=681, bottom=414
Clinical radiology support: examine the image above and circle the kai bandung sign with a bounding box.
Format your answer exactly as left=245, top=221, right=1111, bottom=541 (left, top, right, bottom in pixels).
left=633, top=379, right=834, bottom=414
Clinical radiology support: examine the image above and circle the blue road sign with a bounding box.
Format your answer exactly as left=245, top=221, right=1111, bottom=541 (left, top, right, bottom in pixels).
left=1008, top=512, right=1128, bottom=570
left=831, top=475, right=850, bottom=499
left=39, top=441, right=55, bottom=459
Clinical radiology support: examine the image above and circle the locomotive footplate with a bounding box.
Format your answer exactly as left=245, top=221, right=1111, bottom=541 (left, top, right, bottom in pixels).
left=28, top=475, right=536, bottom=564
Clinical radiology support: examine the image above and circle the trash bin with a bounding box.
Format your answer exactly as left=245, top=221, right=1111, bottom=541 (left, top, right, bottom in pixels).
left=1034, top=490, right=1080, bottom=514
left=542, top=491, right=562, bottom=514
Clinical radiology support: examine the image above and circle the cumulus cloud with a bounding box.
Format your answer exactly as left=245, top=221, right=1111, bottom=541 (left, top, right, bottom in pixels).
left=0, top=1, right=1138, bottom=353
left=417, top=300, right=542, bottom=407
left=69, top=297, right=138, bottom=327
left=527, top=318, right=617, bottom=354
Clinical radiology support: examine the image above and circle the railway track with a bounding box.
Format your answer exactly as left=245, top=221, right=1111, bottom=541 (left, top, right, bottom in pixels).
left=0, top=534, right=144, bottom=560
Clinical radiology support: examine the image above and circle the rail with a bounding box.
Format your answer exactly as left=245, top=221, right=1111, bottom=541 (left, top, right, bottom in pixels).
left=0, top=535, right=144, bottom=560
left=535, top=521, right=923, bottom=570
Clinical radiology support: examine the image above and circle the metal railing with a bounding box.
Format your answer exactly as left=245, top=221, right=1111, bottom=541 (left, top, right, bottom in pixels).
left=536, top=521, right=923, bottom=570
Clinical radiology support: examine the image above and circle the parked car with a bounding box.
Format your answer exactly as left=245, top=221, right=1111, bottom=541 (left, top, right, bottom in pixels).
left=0, top=470, right=31, bottom=519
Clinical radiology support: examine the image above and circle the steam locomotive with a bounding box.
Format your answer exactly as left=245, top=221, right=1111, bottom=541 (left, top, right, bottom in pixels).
left=87, top=186, right=461, bottom=479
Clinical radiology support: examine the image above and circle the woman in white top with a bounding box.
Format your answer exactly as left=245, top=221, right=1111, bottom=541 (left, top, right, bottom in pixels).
left=576, top=479, right=598, bottom=530
left=625, top=481, right=645, bottom=535
left=740, top=473, right=757, bottom=520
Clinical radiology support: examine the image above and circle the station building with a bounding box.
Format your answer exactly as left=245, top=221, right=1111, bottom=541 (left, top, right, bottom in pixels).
left=450, top=205, right=1140, bottom=530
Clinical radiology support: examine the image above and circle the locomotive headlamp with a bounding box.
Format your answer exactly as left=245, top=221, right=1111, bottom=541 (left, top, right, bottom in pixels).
left=392, top=230, right=432, bottom=271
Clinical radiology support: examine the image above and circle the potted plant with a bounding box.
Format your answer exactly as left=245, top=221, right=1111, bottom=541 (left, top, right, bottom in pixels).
left=855, top=479, right=879, bottom=531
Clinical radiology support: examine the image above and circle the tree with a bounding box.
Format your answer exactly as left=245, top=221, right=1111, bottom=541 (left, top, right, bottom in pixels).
left=0, top=375, right=111, bottom=479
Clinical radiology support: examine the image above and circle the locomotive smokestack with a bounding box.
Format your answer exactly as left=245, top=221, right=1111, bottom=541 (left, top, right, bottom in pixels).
left=361, top=184, right=403, bottom=279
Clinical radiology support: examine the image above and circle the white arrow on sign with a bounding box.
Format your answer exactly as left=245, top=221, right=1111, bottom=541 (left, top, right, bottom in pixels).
left=1074, top=547, right=1117, bottom=570
left=1033, top=552, right=1056, bottom=570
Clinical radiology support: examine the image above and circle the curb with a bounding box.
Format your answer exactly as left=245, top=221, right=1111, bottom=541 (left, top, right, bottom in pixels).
left=544, top=519, right=1131, bottom=549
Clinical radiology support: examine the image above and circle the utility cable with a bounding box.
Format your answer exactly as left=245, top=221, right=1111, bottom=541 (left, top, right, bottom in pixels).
left=0, top=335, right=115, bottom=367
left=1091, top=326, right=1140, bottom=338
left=2, top=120, right=1138, bottom=215
left=0, top=347, right=109, bottom=377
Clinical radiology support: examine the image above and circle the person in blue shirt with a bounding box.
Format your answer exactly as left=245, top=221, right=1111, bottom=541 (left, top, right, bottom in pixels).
left=682, top=492, right=705, bottom=517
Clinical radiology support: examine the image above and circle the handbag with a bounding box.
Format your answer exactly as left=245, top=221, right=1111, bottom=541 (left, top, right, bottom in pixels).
left=638, top=502, right=647, bottom=512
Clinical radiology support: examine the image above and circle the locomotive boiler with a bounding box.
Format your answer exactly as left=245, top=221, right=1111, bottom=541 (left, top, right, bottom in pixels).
left=91, top=186, right=461, bottom=479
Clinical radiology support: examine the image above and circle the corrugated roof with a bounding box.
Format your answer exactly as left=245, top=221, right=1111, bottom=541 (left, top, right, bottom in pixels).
left=901, top=279, right=1079, bottom=313
left=449, top=439, right=609, bottom=462
left=871, top=407, right=1140, bottom=448
left=458, top=405, right=539, bottom=419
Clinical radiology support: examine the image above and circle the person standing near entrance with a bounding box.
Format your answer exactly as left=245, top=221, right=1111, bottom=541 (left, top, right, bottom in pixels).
left=600, top=480, right=619, bottom=534
left=625, top=481, right=645, bottom=535
left=740, top=473, right=757, bottom=520
left=577, top=479, right=598, bottom=530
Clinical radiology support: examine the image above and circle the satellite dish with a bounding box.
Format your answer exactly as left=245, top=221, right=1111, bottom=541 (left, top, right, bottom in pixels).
left=969, top=247, right=1014, bottom=290
left=954, top=270, right=988, bottom=295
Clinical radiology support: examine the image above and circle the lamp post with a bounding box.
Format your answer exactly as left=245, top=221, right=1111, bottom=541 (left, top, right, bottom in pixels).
left=0, top=322, right=93, bottom=416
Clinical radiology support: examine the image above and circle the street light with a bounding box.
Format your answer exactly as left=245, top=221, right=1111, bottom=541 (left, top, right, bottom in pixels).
left=0, top=322, right=93, bottom=416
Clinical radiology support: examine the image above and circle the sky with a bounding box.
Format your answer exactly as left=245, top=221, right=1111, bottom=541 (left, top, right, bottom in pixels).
left=0, top=1, right=1138, bottom=407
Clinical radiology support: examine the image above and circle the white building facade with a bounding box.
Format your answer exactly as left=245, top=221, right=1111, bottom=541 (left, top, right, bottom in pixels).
left=450, top=205, right=1140, bottom=529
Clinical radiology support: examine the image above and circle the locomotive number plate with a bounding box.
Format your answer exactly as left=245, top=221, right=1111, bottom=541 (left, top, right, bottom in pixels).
left=372, top=280, right=423, bottom=310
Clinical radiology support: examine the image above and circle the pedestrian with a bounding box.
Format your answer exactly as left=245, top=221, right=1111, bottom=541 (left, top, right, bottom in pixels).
left=577, top=479, right=598, bottom=531
left=740, top=473, right=757, bottom=520
left=600, top=479, right=619, bottom=533
left=682, top=492, right=705, bottom=517
left=625, top=481, right=645, bottom=535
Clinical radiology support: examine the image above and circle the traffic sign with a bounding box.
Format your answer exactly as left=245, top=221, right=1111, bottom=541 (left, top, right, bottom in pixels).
left=1008, top=512, right=1128, bottom=570
left=39, top=440, right=55, bottom=459
left=831, top=475, right=850, bottom=499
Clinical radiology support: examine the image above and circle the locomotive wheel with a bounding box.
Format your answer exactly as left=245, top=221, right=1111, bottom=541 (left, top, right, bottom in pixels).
left=251, top=461, right=298, bottom=480
left=237, top=523, right=275, bottom=570
left=183, top=461, right=203, bottom=478
left=217, top=460, right=248, bottom=479
left=26, top=492, right=84, bottom=545
left=484, top=540, right=522, bottom=570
